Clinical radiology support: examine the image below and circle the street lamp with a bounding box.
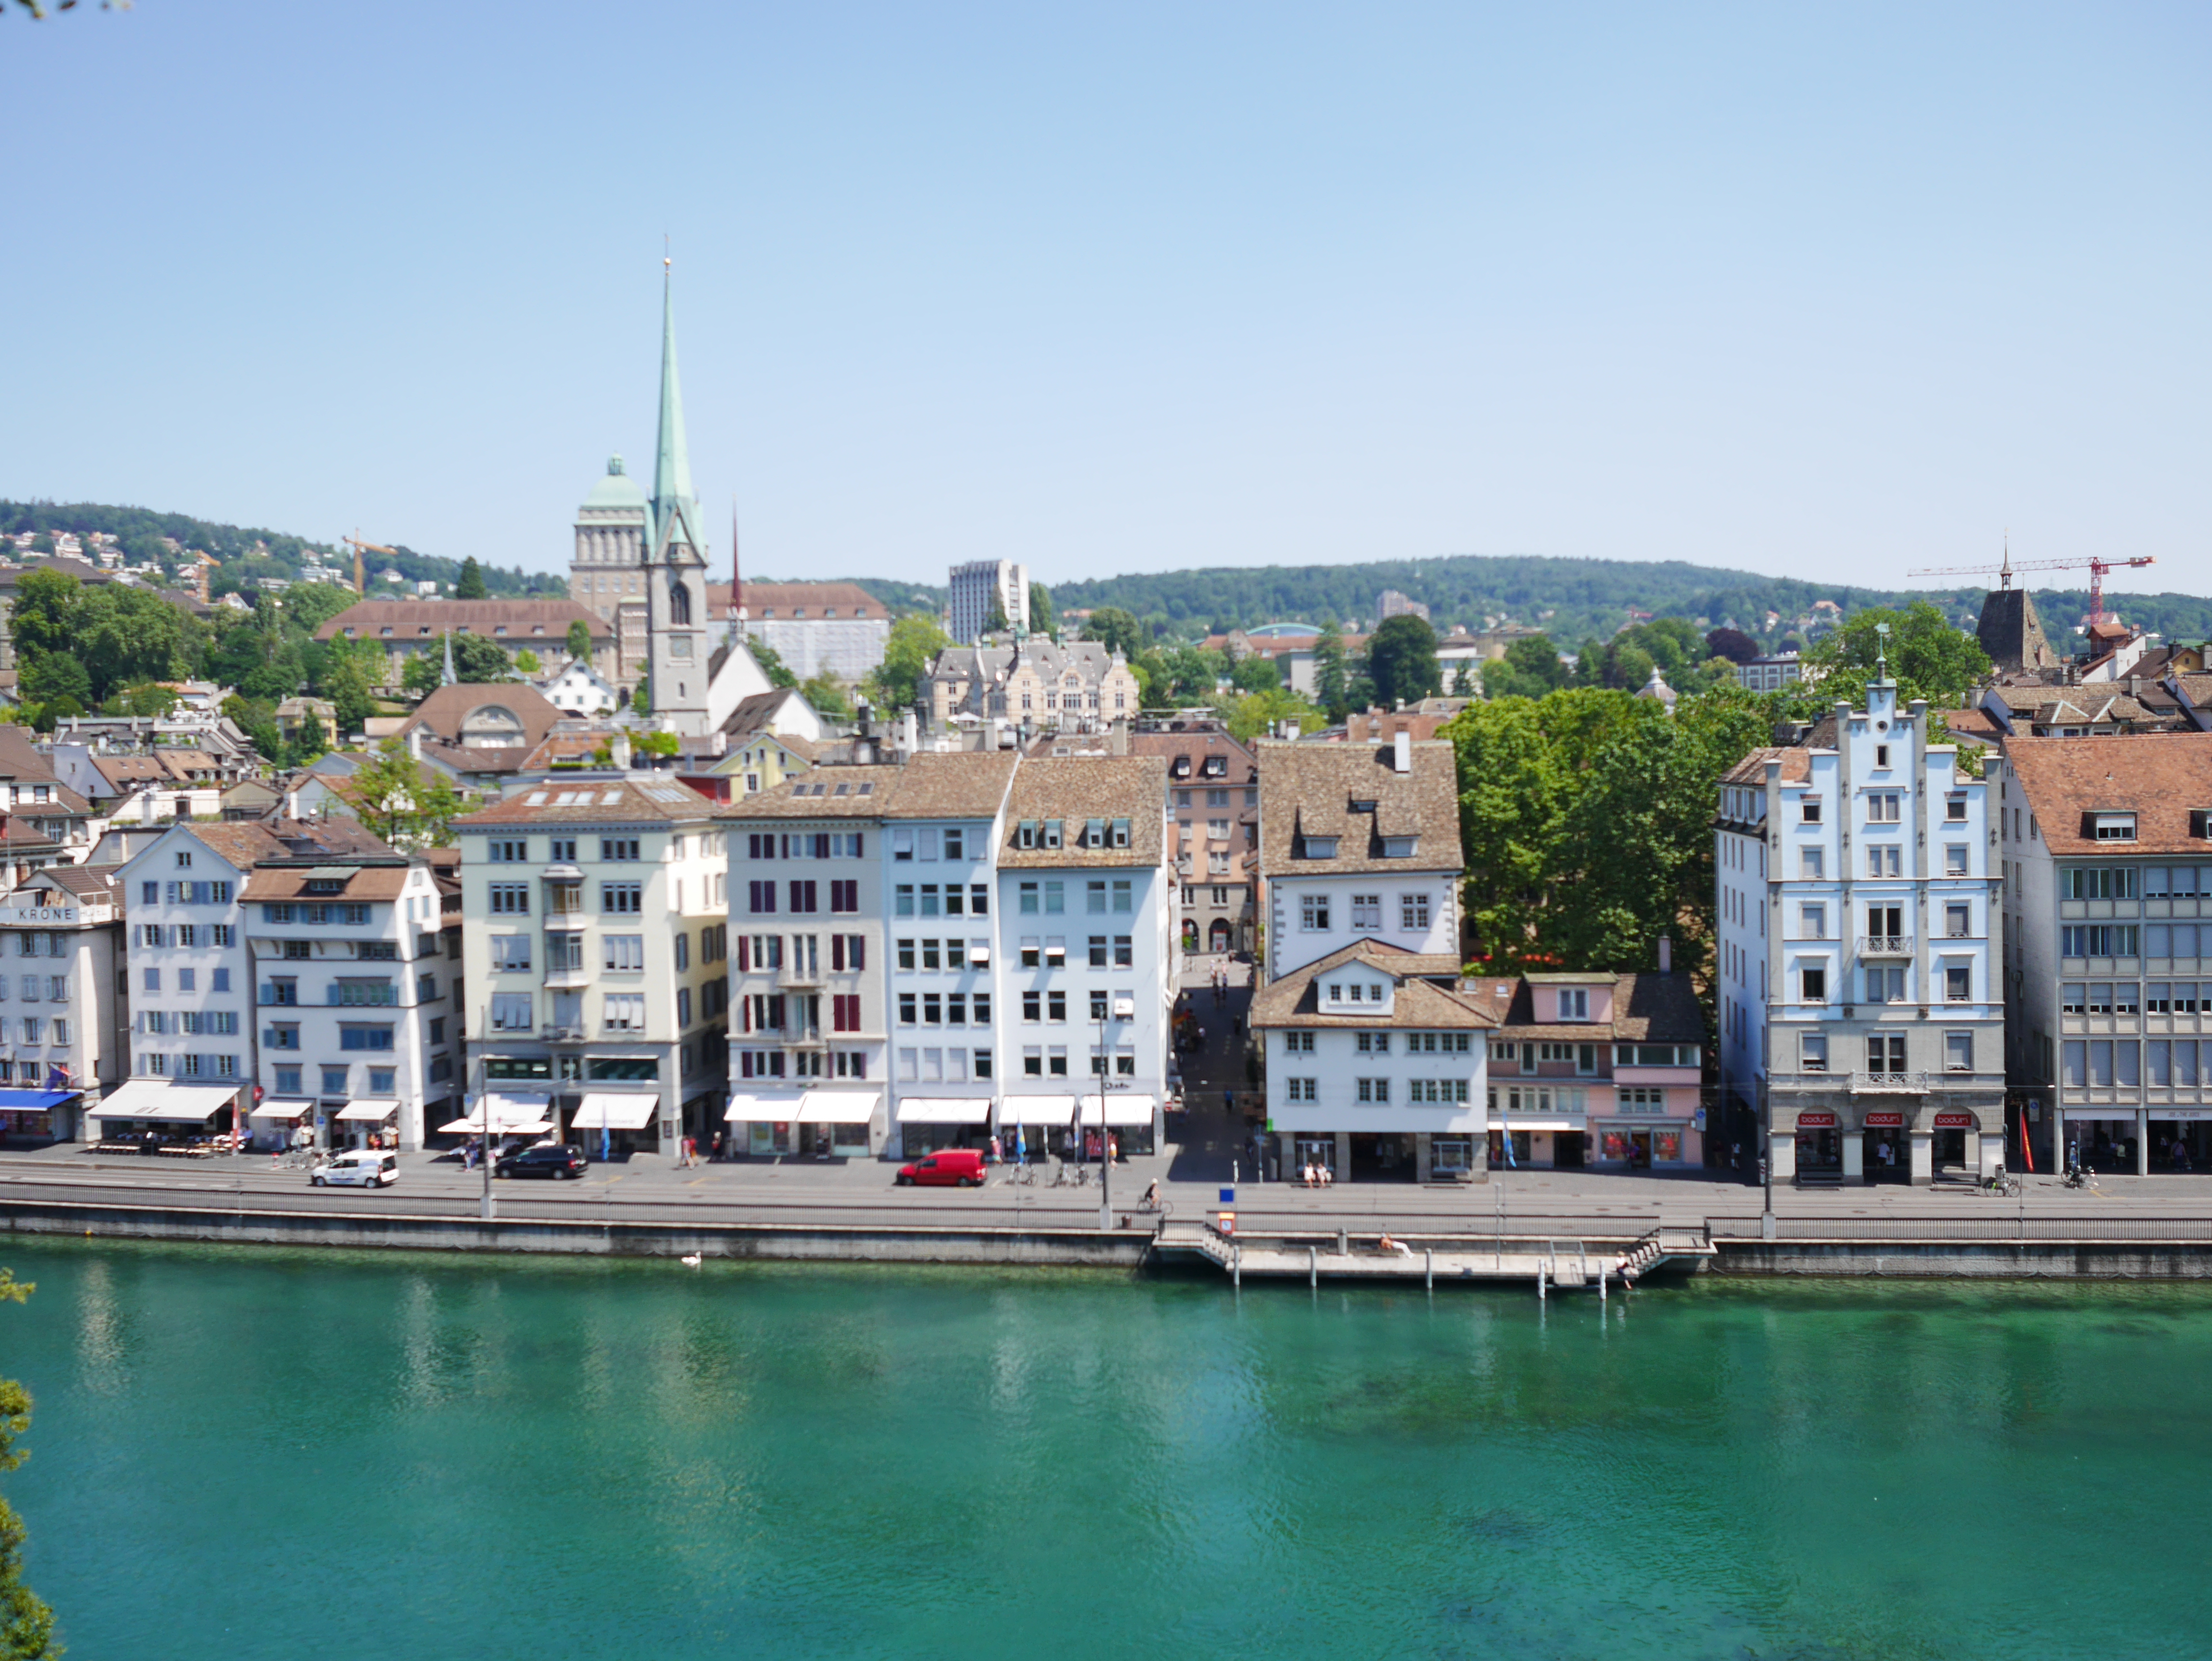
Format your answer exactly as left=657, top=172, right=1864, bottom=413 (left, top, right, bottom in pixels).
left=474, top=1006, right=494, bottom=1224
left=1096, top=1009, right=1128, bottom=1231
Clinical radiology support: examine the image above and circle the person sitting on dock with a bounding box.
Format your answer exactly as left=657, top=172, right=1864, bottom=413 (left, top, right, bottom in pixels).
left=1377, top=1232, right=1412, bottom=1256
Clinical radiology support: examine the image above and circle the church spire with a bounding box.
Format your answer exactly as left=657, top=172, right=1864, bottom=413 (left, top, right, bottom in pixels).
left=652, top=254, right=697, bottom=545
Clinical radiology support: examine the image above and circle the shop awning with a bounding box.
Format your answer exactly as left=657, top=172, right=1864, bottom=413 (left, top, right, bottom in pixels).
left=438, top=1114, right=554, bottom=1135
left=336, top=1098, right=399, bottom=1122
left=725, top=1091, right=804, bottom=1123
left=998, top=1094, right=1080, bottom=1126
left=1076, top=1094, right=1155, bottom=1129
left=895, top=1096, right=988, bottom=1125
left=571, top=1093, right=657, bottom=1131
left=0, top=1089, right=76, bottom=1111
left=1499, top=1116, right=1584, bottom=1133
left=87, top=1081, right=240, bottom=1121
left=798, top=1090, right=882, bottom=1125
left=439, top=1094, right=554, bottom=1135
left=251, top=1096, right=318, bottom=1120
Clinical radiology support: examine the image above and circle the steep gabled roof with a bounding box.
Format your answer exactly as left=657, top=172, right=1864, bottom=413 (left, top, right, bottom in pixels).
left=1249, top=939, right=1496, bottom=1030
left=1256, top=739, right=1461, bottom=875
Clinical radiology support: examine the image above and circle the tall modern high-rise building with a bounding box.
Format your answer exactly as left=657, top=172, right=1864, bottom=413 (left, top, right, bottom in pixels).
left=948, top=561, right=1029, bottom=645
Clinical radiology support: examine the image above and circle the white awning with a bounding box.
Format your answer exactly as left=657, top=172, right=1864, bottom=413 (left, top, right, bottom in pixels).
left=895, top=1096, right=988, bottom=1125
left=1499, top=1116, right=1584, bottom=1133
left=1076, top=1094, right=1156, bottom=1129
left=571, top=1093, right=658, bottom=1131
left=998, top=1094, right=1080, bottom=1126
left=798, top=1090, right=883, bottom=1125
left=725, top=1091, right=805, bottom=1123
left=87, top=1081, right=240, bottom=1121
left=251, top=1096, right=318, bottom=1120
left=335, top=1098, right=399, bottom=1122
left=482, top=1092, right=553, bottom=1129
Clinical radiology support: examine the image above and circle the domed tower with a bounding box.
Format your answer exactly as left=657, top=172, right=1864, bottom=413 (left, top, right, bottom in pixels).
left=569, top=455, right=648, bottom=689
left=646, top=260, right=711, bottom=738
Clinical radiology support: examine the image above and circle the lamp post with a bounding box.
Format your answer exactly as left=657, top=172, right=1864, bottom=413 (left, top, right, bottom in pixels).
left=474, top=1007, right=494, bottom=1224
left=1096, top=1011, right=1126, bottom=1232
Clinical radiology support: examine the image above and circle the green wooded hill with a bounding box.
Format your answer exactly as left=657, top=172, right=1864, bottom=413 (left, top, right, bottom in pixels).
left=0, top=500, right=564, bottom=602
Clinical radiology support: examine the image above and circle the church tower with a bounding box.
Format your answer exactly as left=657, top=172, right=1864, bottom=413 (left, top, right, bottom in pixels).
left=646, top=261, right=712, bottom=738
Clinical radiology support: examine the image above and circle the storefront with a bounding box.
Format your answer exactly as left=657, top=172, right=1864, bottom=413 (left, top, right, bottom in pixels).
left=1000, top=1095, right=1083, bottom=1160
left=1291, top=1134, right=1338, bottom=1181
left=2147, top=1110, right=2212, bottom=1171
left=437, top=1093, right=555, bottom=1153
left=1791, top=1110, right=1842, bottom=1178
left=247, top=1096, right=318, bottom=1152
left=895, top=1096, right=990, bottom=1158
left=1077, top=1094, right=1157, bottom=1158
left=725, top=1090, right=803, bottom=1158
left=1489, top=1113, right=1586, bottom=1170
left=1931, top=1109, right=1977, bottom=1173
left=569, top=1092, right=658, bottom=1160
left=0, top=1087, right=80, bottom=1146
left=1861, top=1109, right=1907, bottom=1181
left=797, top=1090, right=881, bottom=1159
left=1431, top=1134, right=1478, bottom=1180
left=85, top=1081, right=241, bottom=1149
left=335, top=1098, right=399, bottom=1150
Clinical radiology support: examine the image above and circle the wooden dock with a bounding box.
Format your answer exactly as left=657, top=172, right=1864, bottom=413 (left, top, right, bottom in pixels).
left=1151, top=1219, right=1716, bottom=1293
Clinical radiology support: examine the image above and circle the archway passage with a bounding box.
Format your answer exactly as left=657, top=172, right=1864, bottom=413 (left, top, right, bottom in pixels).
left=1209, top=918, right=1232, bottom=952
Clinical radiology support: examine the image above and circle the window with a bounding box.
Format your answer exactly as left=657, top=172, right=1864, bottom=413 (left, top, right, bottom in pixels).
left=1047, top=1047, right=1067, bottom=1076
left=602, top=882, right=642, bottom=914
left=339, top=1024, right=395, bottom=1052
left=789, top=881, right=818, bottom=914
left=1348, top=894, right=1382, bottom=929
left=1867, top=845, right=1901, bottom=878
left=551, top=838, right=577, bottom=861
left=1557, top=988, right=1589, bottom=1021
left=1801, top=1033, right=1827, bottom=1073
left=491, top=992, right=533, bottom=1030
left=1356, top=1078, right=1390, bottom=1104
left=1801, top=903, right=1826, bottom=940
left=1019, top=881, right=1039, bottom=915
left=1283, top=1031, right=1315, bottom=1053
left=1023, top=1047, right=1042, bottom=1077
left=1356, top=1031, right=1390, bottom=1054
left=1400, top=894, right=1431, bottom=932
left=1114, top=936, right=1132, bottom=967
left=1866, top=793, right=1901, bottom=823
left=1866, top=964, right=1907, bottom=1002
left=603, top=994, right=645, bottom=1031
left=1801, top=965, right=1827, bottom=1002
left=489, top=883, right=530, bottom=915
left=2092, top=813, right=2138, bottom=842
left=1801, top=848, right=1824, bottom=879
left=1946, top=902, right=1972, bottom=938
left=1946, top=963, right=1971, bottom=1001
left=830, top=880, right=858, bottom=913
left=1087, top=880, right=1107, bottom=915
left=1045, top=882, right=1066, bottom=915
left=604, top=935, right=645, bottom=972
left=1944, top=845, right=1968, bottom=876
left=1946, top=797, right=1968, bottom=822
left=2062, top=925, right=2141, bottom=958
left=1300, top=894, right=1330, bottom=932
left=1285, top=1078, right=1317, bottom=1102
left=2063, top=868, right=2140, bottom=901
left=1022, top=991, right=1040, bottom=1023
left=1801, top=798, right=1822, bottom=824
left=1873, top=744, right=1890, bottom=770
left=491, top=936, right=531, bottom=972
left=488, top=839, right=528, bottom=862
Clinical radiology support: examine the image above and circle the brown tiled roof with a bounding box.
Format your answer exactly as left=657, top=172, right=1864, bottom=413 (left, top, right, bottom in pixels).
left=1720, top=745, right=1812, bottom=786
left=40, top=866, right=120, bottom=901
left=1255, top=740, right=1461, bottom=875
left=710, top=580, right=889, bottom=621
left=187, top=823, right=294, bottom=869
left=1124, top=730, right=1258, bottom=784
left=315, top=599, right=606, bottom=643
left=882, top=751, right=1018, bottom=820
left=1340, top=710, right=1456, bottom=745
left=999, top=757, right=1167, bottom=868
left=721, top=765, right=906, bottom=819
left=399, top=683, right=565, bottom=751
left=241, top=864, right=412, bottom=902
left=1249, top=940, right=1498, bottom=1031
left=1487, top=972, right=1703, bottom=1043
left=2002, top=734, right=2212, bottom=855
left=457, top=776, right=723, bottom=828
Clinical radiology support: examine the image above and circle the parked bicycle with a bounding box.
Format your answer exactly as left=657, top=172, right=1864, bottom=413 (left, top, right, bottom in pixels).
left=999, top=1161, right=1037, bottom=1187
left=1975, top=1166, right=2022, bottom=1198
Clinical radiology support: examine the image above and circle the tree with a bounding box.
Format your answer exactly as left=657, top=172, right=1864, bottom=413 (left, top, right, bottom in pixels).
left=1795, top=601, right=1990, bottom=714
left=0, top=1266, right=57, bottom=1661
left=415, top=771, right=463, bottom=847
left=340, top=738, right=457, bottom=848
left=222, top=694, right=284, bottom=765
left=317, top=649, right=379, bottom=738
left=1313, top=622, right=1350, bottom=722
left=1478, top=635, right=1569, bottom=700
left=1079, top=606, right=1146, bottom=661
left=637, top=730, right=681, bottom=759
left=981, top=597, right=1010, bottom=636
left=1224, top=685, right=1326, bottom=743
left=454, top=557, right=487, bottom=599
left=749, top=639, right=799, bottom=689
left=867, top=614, right=952, bottom=712
left=1028, top=582, right=1056, bottom=637
left=1364, top=615, right=1441, bottom=708
left=449, top=634, right=515, bottom=684
left=1706, top=626, right=1761, bottom=664
left=513, top=648, right=541, bottom=675
left=800, top=671, right=854, bottom=720
left=401, top=652, right=444, bottom=699
left=566, top=619, right=592, bottom=664
left=1228, top=653, right=1282, bottom=694
left=632, top=674, right=650, bottom=716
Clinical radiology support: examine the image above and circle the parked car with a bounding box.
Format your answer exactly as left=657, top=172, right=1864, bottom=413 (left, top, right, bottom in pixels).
left=312, top=1150, right=397, bottom=1189
left=895, top=1148, right=987, bottom=1187
left=495, top=1144, right=587, bottom=1181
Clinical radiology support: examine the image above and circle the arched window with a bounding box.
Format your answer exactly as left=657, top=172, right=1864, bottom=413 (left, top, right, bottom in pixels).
left=670, top=581, right=691, bottom=626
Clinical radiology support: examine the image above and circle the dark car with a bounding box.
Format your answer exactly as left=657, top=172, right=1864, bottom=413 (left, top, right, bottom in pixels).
left=494, top=1144, right=587, bottom=1180
left=895, top=1148, right=987, bottom=1187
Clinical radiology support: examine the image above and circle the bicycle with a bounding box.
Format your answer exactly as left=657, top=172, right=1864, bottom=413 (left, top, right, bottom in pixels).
left=1975, top=1170, right=2022, bottom=1198
left=1000, top=1162, right=1037, bottom=1187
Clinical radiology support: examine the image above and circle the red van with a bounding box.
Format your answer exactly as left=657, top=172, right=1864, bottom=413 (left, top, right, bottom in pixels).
left=896, top=1148, right=987, bottom=1187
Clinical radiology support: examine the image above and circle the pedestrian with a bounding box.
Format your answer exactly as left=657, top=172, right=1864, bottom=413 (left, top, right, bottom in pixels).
left=1108, top=1132, right=1119, bottom=1164
left=1015, top=1124, right=1027, bottom=1166
left=681, top=1135, right=696, bottom=1168
left=1223, top=1089, right=1233, bottom=1113
left=989, top=1132, right=1003, bottom=1166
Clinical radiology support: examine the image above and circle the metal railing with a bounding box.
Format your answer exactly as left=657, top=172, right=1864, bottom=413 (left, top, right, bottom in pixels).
left=1857, top=935, right=1915, bottom=956
left=1849, top=1070, right=1929, bottom=1092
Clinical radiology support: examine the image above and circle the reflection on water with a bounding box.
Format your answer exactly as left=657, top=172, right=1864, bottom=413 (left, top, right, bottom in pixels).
left=3, top=1242, right=2209, bottom=1661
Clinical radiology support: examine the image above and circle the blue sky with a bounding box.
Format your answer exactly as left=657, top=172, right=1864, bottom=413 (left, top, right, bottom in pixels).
left=7, top=2, right=2209, bottom=595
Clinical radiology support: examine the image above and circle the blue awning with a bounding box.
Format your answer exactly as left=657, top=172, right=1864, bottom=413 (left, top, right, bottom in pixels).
left=0, top=1090, right=77, bottom=1111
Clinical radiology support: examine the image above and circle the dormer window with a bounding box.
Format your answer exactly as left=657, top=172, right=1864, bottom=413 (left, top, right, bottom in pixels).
left=1041, top=820, right=1063, bottom=850
left=1381, top=836, right=1417, bottom=858
left=1110, top=818, right=1130, bottom=848
left=1171, top=758, right=1191, bottom=779
left=1299, top=835, right=1339, bottom=858
left=2090, top=812, right=2137, bottom=842
left=1557, top=988, right=1590, bottom=1021
left=1202, top=757, right=1226, bottom=778
left=1016, top=820, right=1039, bottom=849
left=1083, top=818, right=1106, bottom=848
left=1349, top=798, right=1377, bottom=814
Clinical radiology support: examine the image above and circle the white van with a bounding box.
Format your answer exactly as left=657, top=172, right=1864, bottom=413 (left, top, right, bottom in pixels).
left=312, top=1150, right=398, bottom=1189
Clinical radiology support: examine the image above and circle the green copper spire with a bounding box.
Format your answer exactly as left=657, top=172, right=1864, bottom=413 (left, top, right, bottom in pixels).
left=652, top=258, right=698, bottom=546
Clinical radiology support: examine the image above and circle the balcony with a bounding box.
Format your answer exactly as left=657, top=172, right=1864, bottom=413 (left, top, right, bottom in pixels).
left=544, top=965, right=592, bottom=990
left=1849, top=1070, right=1929, bottom=1093
left=1857, top=936, right=1915, bottom=957
left=778, top=964, right=824, bottom=990
left=544, top=906, right=589, bottom=932
left=543, top=1024, right=587, bottom=1042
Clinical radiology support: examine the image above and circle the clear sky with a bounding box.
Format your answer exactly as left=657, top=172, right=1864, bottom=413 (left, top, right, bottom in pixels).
left=7, top=2, right=2209, bottom=596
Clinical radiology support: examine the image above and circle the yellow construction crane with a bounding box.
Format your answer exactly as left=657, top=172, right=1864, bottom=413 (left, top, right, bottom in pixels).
left=341, top=532, right=401, bottom=598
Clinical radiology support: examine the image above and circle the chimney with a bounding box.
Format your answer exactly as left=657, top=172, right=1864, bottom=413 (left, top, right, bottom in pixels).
left=1392, top=728, right=1411, bottom=775
left=1659, top=935, right=1672, bottom=975
left=284, top=790, right=299, bottom=821
left=140, top=791, right=155, bottom=826
left=902, top=707, right=919, bottom=757
left=1108, top=719, right=1128, bottom=757
left=407, top=725, right=425, bottom=762
left=610, top=731, right=632, bottom=771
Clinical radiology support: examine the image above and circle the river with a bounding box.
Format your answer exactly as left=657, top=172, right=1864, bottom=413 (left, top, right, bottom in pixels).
left=1, top=1241, right=2203, bottom=1659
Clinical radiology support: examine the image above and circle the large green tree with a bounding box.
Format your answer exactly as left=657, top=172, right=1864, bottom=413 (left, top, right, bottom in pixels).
left=565, top=619, right=593, bottom=664
left=800, top=671, right=853, bottom=720
left=749, top=639, right=799, bottom=689
left=12, top=567, right=199, bottom=706
left=0, top=1266, right=56, bottom=1660
left=1079, top=606, right=1147, bottom=661
left=1027, top=582, right=1056, bottom=637
left=867, top=614, right=952, bottom=712
left=1793, top=600, right=1990, bottom=714
left=1312, top=622, right=1350, bottom=721
left=453, top=557, right=487, bottom=599
left=1364, top=615, right=1441, bottom=708
left=340, top=738, right=461, bottom=849
left=1478, top=634, right=1570, bottom=700
left=1224, top=685, right=1326, bottom=743
left=449, top=634, right=515, bottom=684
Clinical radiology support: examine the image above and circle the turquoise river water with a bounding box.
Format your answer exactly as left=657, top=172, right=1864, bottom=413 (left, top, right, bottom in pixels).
left=1, top=1241, right=2208, bottom=1659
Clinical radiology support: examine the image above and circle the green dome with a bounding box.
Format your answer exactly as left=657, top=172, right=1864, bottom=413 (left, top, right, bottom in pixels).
left=582, top=455, right=648, bottom=511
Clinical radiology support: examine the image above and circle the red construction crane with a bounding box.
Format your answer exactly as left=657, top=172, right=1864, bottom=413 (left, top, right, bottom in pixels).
left=1908, top=547, right=2156, bottom=629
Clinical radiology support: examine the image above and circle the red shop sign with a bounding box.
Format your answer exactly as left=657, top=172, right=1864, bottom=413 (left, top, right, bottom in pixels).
left=1862, top=1111, right=1905, bottom=1128
left=1795, top=1112, right=1837, bottom=1129
left=1933, top=1112, right=1977, bottom=1129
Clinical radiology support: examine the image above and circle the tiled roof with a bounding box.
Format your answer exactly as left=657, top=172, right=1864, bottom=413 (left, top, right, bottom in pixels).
left=457, top=776, right=722, bottom=828
left=1719, top=745, right=1812, bottom=786
left=241, top=864, right=412, bottom=902
left=314, top=600, right=606, bottom=643
left=1249, top=939, right=1498, bottom=1030
left=711, top=580, right=889, bottom=621
left=882, top=751, right=1018, bottom=820
left=722, top=765, right=907, bottom=819
left=1340, top=710, right=1456, bottom=745
left=399, top=683, right=566, bottom=751
left=999, top=757, right=1166, bottom=867
left=1124, top=730, right=1259, bottom=783
left=1255, top=740, right=1461, bottom=875
left=1481, top=972, right=1703, bottom=1042
left=2002, top=734, right=2212, bottom=855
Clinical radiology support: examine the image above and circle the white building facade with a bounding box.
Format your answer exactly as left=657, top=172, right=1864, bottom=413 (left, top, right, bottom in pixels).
left=0, top=868, right=126, bottom=1145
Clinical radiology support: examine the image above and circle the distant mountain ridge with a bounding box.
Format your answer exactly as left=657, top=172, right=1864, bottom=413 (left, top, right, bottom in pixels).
left=0, top=500, right=564, bottom=601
